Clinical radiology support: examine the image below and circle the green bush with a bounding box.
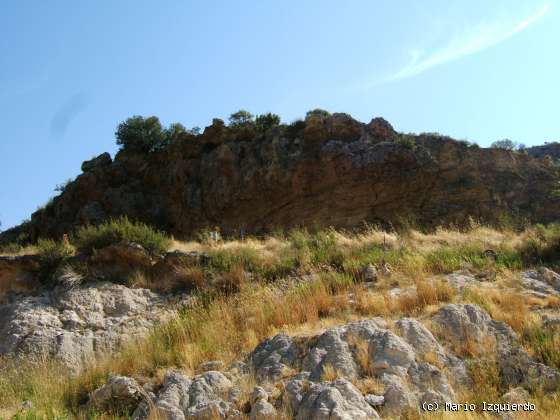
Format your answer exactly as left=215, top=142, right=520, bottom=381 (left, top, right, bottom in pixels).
left=73, top=217, right=172, bottom=255
left=37, top=239, right=75, bottom=283
left=228, top=110, right=254, bottom=127
left=115, top=115, right=167, bottom=153
left=288, top=228, right=344, bottom=268
left=519, top=223, right=560, bottom=266
left=204, top=245, right=297, bottom=280
left=164, top=122, right=187, bottom=146
left=305, top=109, right=330, bottom=120
left=395, top=134, right=415, bottom=149
left=255, top=113, right=281, bottom=132
left=522, top=324, right=560, bottom=369
left=490, top=138, right=517, bottom=151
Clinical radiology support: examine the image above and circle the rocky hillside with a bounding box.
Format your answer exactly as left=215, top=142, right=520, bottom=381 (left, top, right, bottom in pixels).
left=527, top=142, right=560, bottom=160
left=1, top=224, right=560, bottom=418
left=2, top=113, right=560, bottom=244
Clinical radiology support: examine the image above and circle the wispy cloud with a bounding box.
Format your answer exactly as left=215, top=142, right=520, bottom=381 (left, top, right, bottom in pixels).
left=383, top=4, right=551, bottom=83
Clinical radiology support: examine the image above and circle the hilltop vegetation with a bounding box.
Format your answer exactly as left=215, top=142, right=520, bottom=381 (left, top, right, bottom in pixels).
left=2, top=110, right=559, bottom=248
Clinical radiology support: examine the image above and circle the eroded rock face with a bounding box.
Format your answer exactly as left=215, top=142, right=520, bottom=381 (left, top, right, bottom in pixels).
left=3, top=114, right=559, bottom=244
left=0, top=282, right=173, bottom=371
left=249, top=387, right=276, bottom=420
left=81, top=152, right=112, bottom=173
left=366, top=117, right=395, bottom=142
left=81, top=302, right=560, bottom=419
left=295, top=379, right=380, bottom=420
left=89, top=375, right=144, bottom=412
left=433, top=304, right=560, bottom=391
left=248, top=317, right=455, bottom=416
left=0, top=255, right=41, bottom=295
left=521, top=269, right=560, bottom=297
left=527, top=142, right=560, bottom=160
left=137, top=370, right=241, bottom=420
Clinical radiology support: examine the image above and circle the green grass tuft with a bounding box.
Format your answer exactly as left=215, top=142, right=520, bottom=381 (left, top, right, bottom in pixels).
left=73, top=216, right=171, bottom=255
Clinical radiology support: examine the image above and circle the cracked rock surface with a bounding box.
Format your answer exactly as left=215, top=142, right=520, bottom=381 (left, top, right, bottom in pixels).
left=85, top=300, right=560, bottom=418
left=0, top=282, right=174, bottom=371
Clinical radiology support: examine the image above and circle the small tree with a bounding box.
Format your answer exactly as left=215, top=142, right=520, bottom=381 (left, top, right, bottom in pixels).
left=228, top=110, right=254, bottom=127
left=490, top=139, right=517, bottom=151
left=115, top=116, right=166, bottom=153
left=162, top=122, right=186, bottom=146
left=305, top=109, right=331, bottom=120
left=255, top=113, right=281, bottom=131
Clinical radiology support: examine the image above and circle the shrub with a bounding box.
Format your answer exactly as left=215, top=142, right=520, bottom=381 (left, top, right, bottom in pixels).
left=213, top=265, right=246, bottom=295
left=523, top=324, right=560, bottom=369
left=288, top=228, right=344, bottom=268
left=255, top=113, right=280, bottom=132
left=305, top=109, right=330, bottom=120
left=519, top=223, right=560, bottom=265
left=73, top=217, right=171, bottom=255
left=115, top=116, right=166, bottom=153
left=188, top=126, right=201, bottom=135
left=163, top=122, right=187, bottom=146
left=490, top=139, right=518, bottom=151
left=395, top=134, right=415, bottom=149
left=0, top=230, right=30, bottom=254
left=37, top=239, right=75, bottom=283
left=228, top=110, right=254, bottom=127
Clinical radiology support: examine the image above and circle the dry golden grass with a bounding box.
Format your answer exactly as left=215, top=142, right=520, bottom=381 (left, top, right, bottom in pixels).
left=461, top=287, right=533, bottom=333
left=422, top=350, right=444, bottom=369
left=126, top=264, right=208, bottom=291
left=407, top=225, right=513, bottom=251
left=213, top=264, right=247, bottom=295
left=393, top=280, right=457, bottom=316
left=320, top=364, right=341, bottom=381
left=347, top=334, right=372, bottom=376
left=2, top=223, right=560, bottom=417
left=425, top=316, right=497, bottom=360
left=546, top=295, right=560, bottom=309
left=352, top=376, right=385, bottom=395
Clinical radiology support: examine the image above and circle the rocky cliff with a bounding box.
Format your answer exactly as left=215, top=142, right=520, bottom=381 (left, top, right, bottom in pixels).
left=3, top=114, right=560, bottom=243
left=527, top=142, right=560, bottom=160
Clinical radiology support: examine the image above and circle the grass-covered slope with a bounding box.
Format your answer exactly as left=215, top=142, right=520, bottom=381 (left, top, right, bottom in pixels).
left=1, top=221, right=560, bottom=418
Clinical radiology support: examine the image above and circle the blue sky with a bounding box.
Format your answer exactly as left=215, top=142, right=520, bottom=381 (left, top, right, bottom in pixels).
left=1, top=1, right=559, bottom=230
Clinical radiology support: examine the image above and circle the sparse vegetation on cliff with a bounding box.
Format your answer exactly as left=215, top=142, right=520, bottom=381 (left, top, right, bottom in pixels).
left=2, top=110, right=560, bottom=248
left=73, top=216, right=172, bottom=255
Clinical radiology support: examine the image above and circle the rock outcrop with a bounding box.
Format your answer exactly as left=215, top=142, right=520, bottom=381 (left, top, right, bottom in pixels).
left=0, top=255, right=41, bottom=294
left=86, top=302, right=559, bottom=418
left=527, top=142, right=560, bottom=160
left=2, top=114, right=559, bottom=244
left=134, top=370, right=242, bottom=419
left=0, top=282, right=174, bottom=371
left=294, top=379, right=380, bottom=419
